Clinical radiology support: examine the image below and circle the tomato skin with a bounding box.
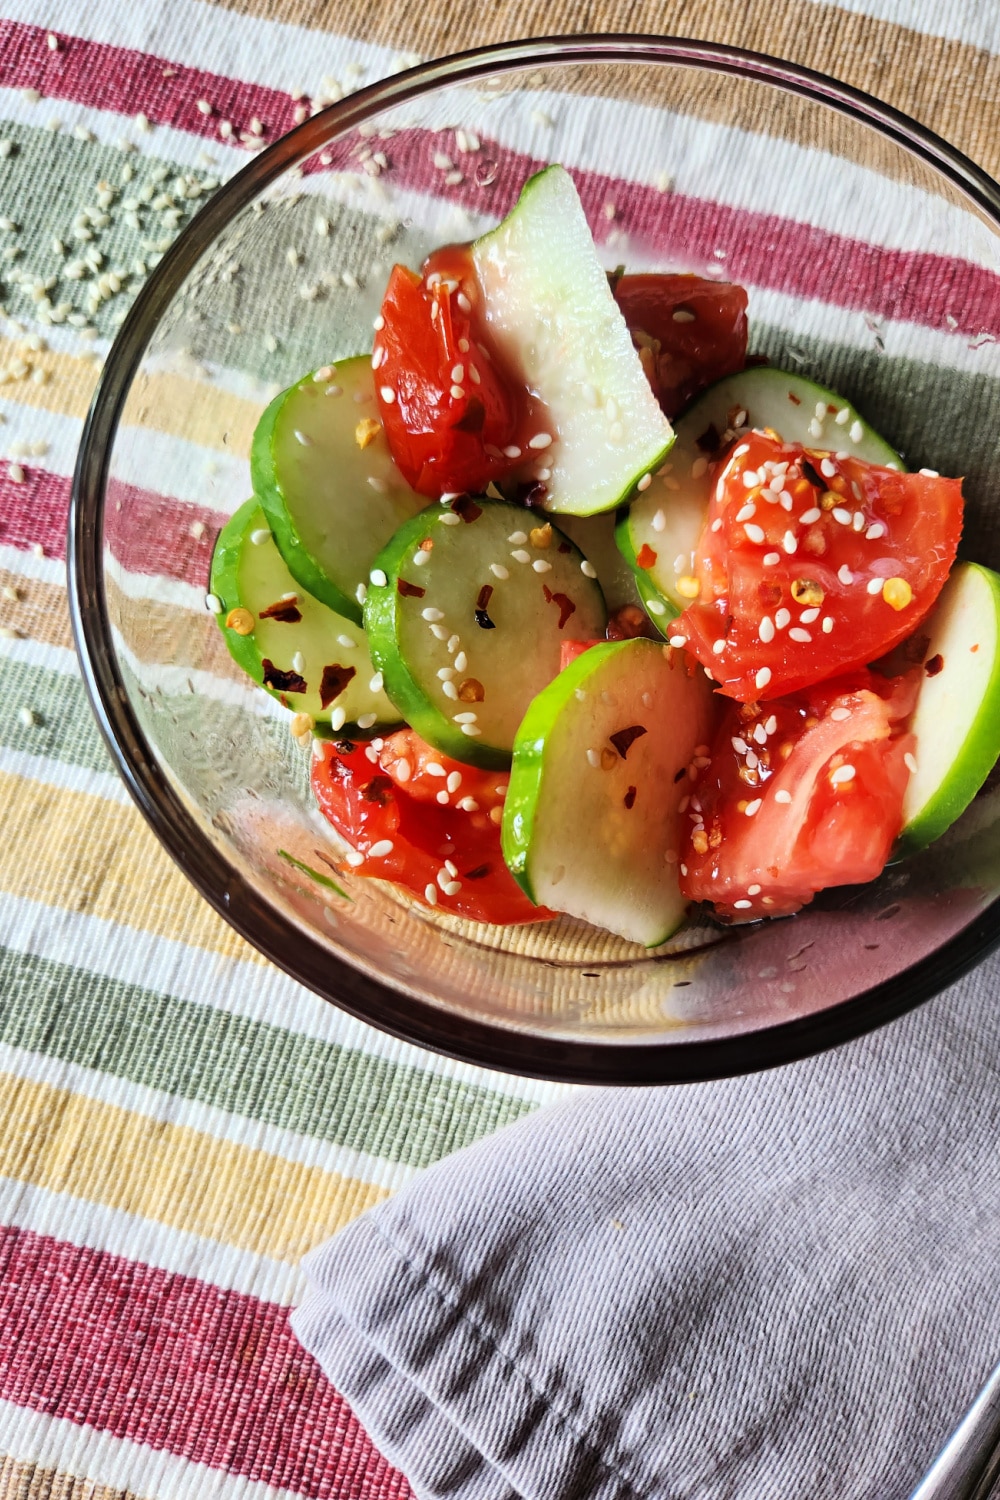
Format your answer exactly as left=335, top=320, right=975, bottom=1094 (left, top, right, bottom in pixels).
left=612, top=274, right=748, bottom=417
left=679, top=670, right=918, bottom=921
left=674, top=431, right=963, bottom=701
left=374, top=250, right=526, bottom=497
left=311, top=731, right=550, bottom=925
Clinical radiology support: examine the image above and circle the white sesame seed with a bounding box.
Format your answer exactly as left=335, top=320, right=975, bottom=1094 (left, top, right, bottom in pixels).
left=831, top=507, right=852, bottom=526
left=508, top=531, right=527, bottom=544
left=437, top=667, right=456, bottom=681
left=755, top=667, right=771, bottom=690
left=747, top=884, right=762, bottom=896
left=424, top=882, right=438, bottom=904
left=329, top=707, right=347, bottom=732
left=511, top=549, right=531, bottom=564
left=439, top=513, right=460, bottom=525
left=648, top=600, right=667, bottom=616
left=460, top=725, right=481, bottom=737
left=852, top=511, right=866, bottom=532
left=294, top=428, right=312, bottom=446
left=345, top=850, right=365, bottom=867
left=691, top=457, right=708, bottom=479
left=744, top=523, right=765, bottom=544
left=421, top=607, right=444, bottom=621
left=367, top=476, right=387, bottom=494
left=370, top=568, right=388, bottom=587
left=712, top=638, right=726, bottom=655
left=413, top=550, right=429, bottom=567
left=205, top=593, right=223, bottom=613
left=762, top=551, right=780, bottom=566
left=800, top=508, right=821, bottom=525
left=486, top=562, right=509, bottom=581
left=731, top=737, right=749, bottom=755
left=904, top=752, right=918, bottom=774
left=586, top=749, right=600, bottom=768
left=783, top=531, right=798, bottom=554
left=445, top=770, right=462, bottom=794
left=669, top=635, right=687, bottom=649
left=742, top=470, right=759, bottom=489
left=291, top=651, right=306, bottom=673
left=774, top=608, right=791, bottom=630
left=458, top=797, right=479, bottom=813
left=7, top=463, right=25, bottom=484
left=443, top=878, right=463, bottom=894
left=369, top=672, right=384, bottom=693
left=758, top=616, right=775, bottom=644
left=866, top=522, right=886, bottom=540
left=834, top=407, right=850, bottom=426
left=735, top=503, right=756, bottom=522
left=357, top=713, right=377, bottom=729
left=337, top=635, right=357, bottom=650
left=453, top=711, right=478, bottom=724
left=449, top=384, right=465, bottom=399
left=830, top=706, right=851, bottom=721
left=454, top=651, right=468, bottom=671
left=379, top=386, right=395, bottom=403
left=771, top=789, right=791, bottom=805
left=849, top=420, right=865, bottom=444
left=532, top=559, right=552, bottom=573
left=528, top=432, right=553, bottom=451
left=808, top=418, right=823, bottom=438
left=820, top=458, right=837, bottom=479
left=369, top=839, right=394, bottom=858
left=672, top=308, right=696, bottom=323
left=457, top=291, right=472, bottom=314
left=799, top=608, right=821, bottom=624
left=733, top=899, right=753, bottom=910
left=579, top=559, right=597, bottom=579
left=788, top=627, right=812, bottom=643
left=651, top=509, right=666, bottom=533
left=822, top=616, right=834, bottom=634
left=441, top=680, right=459, bottom=699
left=831, top=764, right=856, bottom=785
left=744, top=799, right=762, bottom=816
left=502, top=445, right=521, bottom=459
left=838, top=565, right=854, bottom=585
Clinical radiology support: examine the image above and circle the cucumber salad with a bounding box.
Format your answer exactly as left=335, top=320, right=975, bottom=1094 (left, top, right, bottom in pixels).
left=211, top=163, right=1000, bottom=946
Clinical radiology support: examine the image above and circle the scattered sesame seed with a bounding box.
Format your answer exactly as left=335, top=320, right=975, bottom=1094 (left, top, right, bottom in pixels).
left=783, top=531, right=798, bottom=554
left=454, top=651, right=468, bottom=671
left=800, top=508, right=821, bottom=525
left=439, top=512, right=460, bottom=526
left=586, top=748, right=601, bottom=768
left=511, top=548, right=531, bottom=564
left=919, top=467, right=940, bottom=478
left=831, top=764, right=856, bottom=786
left=446, top=770, right=462, bottom=793
left=205, top=594, right=223, bottom=613
left=369, top=838, right=394, bottom=857
left=441, top=680, right=459, bottom=699
left=489, top=562, right=509, bottom=580
left=369, top=671, right=384, bottom=692
left=691, top=457, right=708, bottom=479
left=379, top=386, right=395, bottom=403
left=762, top=551, right=780, bottom=566
left=838, top=565, right=854, bottom=585
left=822, top=616, right=834, bottom=633
left=291, top=651, right=306, bottom=674
left=866, top=576, right=884, bottom=595
left=21, top=89, right=40, bottom=105
left=532, top=559, right=552, bottom=573
left=849, top=420, right=865, bottom=444
left=668, top=634, right=687, bottom=649
left=758, top=616, right=775, bottom=644
left=744, top=799, right=762, bottom=816
left=904, top=752, right=918, bottom=775
left=808, top=418, right=823, bottom=438
left=733, top=899, right=753, bottom=910
left=369, top=568, right=388, bottom=587
left=460, top=724, right=481, bottom=737
left=788, top=627, right=812, bottom=643
left=744, top=523, right=765, bottom=544
left=6, top=462, right=24, bottom=484
left=820, top=458, right=837, bottom=479
left=832, top=507, right=852, bottom=526
left=345, top=850, right=365, bottom=868
left=580, top=559, right=597, bottom=578
left=648, top=600, right=667, bottom=616
left=755, top=666, right=772, bottom=690
left=357, top=712, right=378, bottom=729
left=424, top=882, right=438, bottom=904
left=453, top=711, right=478, bottom=724
left=437, top=667, right=456, bottom=680
left=421, top=606, right=444, bottom=621
left=672, top=309, right=696, bottom=323
left=443, top=877, right=463, bottom=893
left=799, top=607, right=821, bottom=624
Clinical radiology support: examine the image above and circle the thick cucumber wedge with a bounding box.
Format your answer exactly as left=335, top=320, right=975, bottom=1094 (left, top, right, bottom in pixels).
left=471, top=165, right=673, bottom=517
left=555, top=511, right=642, bottom=614
left=618, top=366, right=903, bottom=614
left=363, top=498, right=606, bottom=769
left=502, top=638, right=718, bottom=946
left=211, top=500, right=400, bottom=730
left=897, top=562, right=1000, bottom=854
left=251, top=356, right=426, bottom=625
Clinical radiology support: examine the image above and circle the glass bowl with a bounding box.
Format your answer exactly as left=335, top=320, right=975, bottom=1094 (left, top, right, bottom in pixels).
left=68, top=36, right=1000, bottom=1084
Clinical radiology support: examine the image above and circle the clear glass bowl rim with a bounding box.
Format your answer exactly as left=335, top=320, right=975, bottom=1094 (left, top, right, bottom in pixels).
left=67, top=33, right=1000, bottom=1085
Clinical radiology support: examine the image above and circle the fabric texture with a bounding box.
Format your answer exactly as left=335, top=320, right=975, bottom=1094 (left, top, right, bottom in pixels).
left=0, top=1, right=998, bottom=1499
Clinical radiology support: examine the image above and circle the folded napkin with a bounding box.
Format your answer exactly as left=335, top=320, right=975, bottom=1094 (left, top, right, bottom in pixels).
left=293, top=955, right=1000, bottom=1500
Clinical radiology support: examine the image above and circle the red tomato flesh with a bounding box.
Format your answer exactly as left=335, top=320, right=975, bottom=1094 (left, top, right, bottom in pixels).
left=311, top=729, right=551, bottom=925
left=374, top=246, right=548, bottom=498
left=673, top=430, right=963, bottom=701
left=612, top=273, right=749, bottom=417
left=679, top=669, right=918, bottom=921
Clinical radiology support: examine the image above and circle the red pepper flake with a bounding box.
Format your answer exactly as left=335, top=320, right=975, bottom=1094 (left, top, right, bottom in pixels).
left=452, top=495, right=483, bottom=523
left=360, top=774, right=394, bottom=806
left=636, top=543, right=658, bottom=570
left=925, top=653, right=944, bottom=677
left=259, top=598, right=303, bottom=623
left=397, top=578, right=426, bottom=598
left=623, top=785, right=637, bottom=810
left=609, top=724, right=647, bottom=759
left=319, top=662, right=356, bottom=707
left=788, top=392, right=802, bottom=405
left=557, top=541, right=571, bottom=554
left=262, top=659, right=307, bottom=693
left=419, top=538, right=434, bottom=552
left=696, top=422, right=720, bottom=453
left=475, top=582, right=495, bottom=629
left=542, top=583, right=577, bottom=630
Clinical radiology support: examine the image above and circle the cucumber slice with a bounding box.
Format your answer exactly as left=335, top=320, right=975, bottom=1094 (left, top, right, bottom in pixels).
left=363, top=497, right=607, bottom=769
left=897, top=562, right=1000, bottom=854
left=554, top=511, right=642, bottom=614
left=471, top=165, right=673, bottom=517
left=251, top=356, right=426, bottom=625
left=502, top=638, right=718, bottom=946
left=619, top=366, right=904, bottom=614
left=211, top=499, right=400, bottom=730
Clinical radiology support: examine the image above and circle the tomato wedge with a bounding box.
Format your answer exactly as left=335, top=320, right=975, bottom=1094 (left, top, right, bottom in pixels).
left=678, top=669, right=918, bottom=921
left=311, top=729, right=551, bottom=925
left=374, top=247, right=532, bottom=497
left=673, top=430, right=963, bottom=701
left=612, top=273, right=748, bottom=417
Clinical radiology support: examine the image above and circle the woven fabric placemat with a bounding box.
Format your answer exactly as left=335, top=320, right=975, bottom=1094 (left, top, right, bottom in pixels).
left=0, top=2, right=995, bottom=1497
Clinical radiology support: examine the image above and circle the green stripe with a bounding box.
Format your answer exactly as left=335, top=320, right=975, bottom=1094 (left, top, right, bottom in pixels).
left=1, top=657, right=111, bottom=773
left=0, top=943, right=535, bottom=1167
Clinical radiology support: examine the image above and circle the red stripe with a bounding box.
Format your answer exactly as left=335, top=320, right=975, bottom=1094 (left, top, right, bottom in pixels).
left=1, top=20, right=998, bottom=340
left=0, top=465, right=223, bottom=589
left=0, top=1225, right=412, bottom=1499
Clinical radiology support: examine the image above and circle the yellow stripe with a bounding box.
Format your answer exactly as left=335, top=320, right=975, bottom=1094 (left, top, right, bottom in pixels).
left=0, top=1070, right=386, bottom=1260
left=0, top=767, right=266, bottom=965
left=0, top=338, right=258, bottom=456
left=0, top=1454, right=149, bottom=1500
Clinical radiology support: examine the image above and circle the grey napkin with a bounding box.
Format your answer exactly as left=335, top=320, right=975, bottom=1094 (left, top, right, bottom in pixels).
left=292, top=955, right=1000, bottom=1500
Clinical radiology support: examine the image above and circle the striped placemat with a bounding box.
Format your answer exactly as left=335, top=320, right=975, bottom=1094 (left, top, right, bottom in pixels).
left=0, top=2, right=997, bottom=1497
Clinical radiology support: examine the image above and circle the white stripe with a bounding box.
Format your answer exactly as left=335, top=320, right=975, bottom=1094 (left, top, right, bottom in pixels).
left=0, top=541, right=65, bottom=585
left=0, top=1398, right=318, bottom=1500
left=809, top=0, right=1000, bottom=54
left=0, top=1036, right=415, bottom=1196
left=0, top=881, right=566, bottom=1109
left=0, top=1176, right=303, bottom=1303
left=0, top=745, right=131, bottom=805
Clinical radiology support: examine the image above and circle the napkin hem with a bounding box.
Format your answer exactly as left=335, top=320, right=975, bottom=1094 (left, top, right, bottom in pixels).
left=296, top=1213, right=648, bottom=1500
